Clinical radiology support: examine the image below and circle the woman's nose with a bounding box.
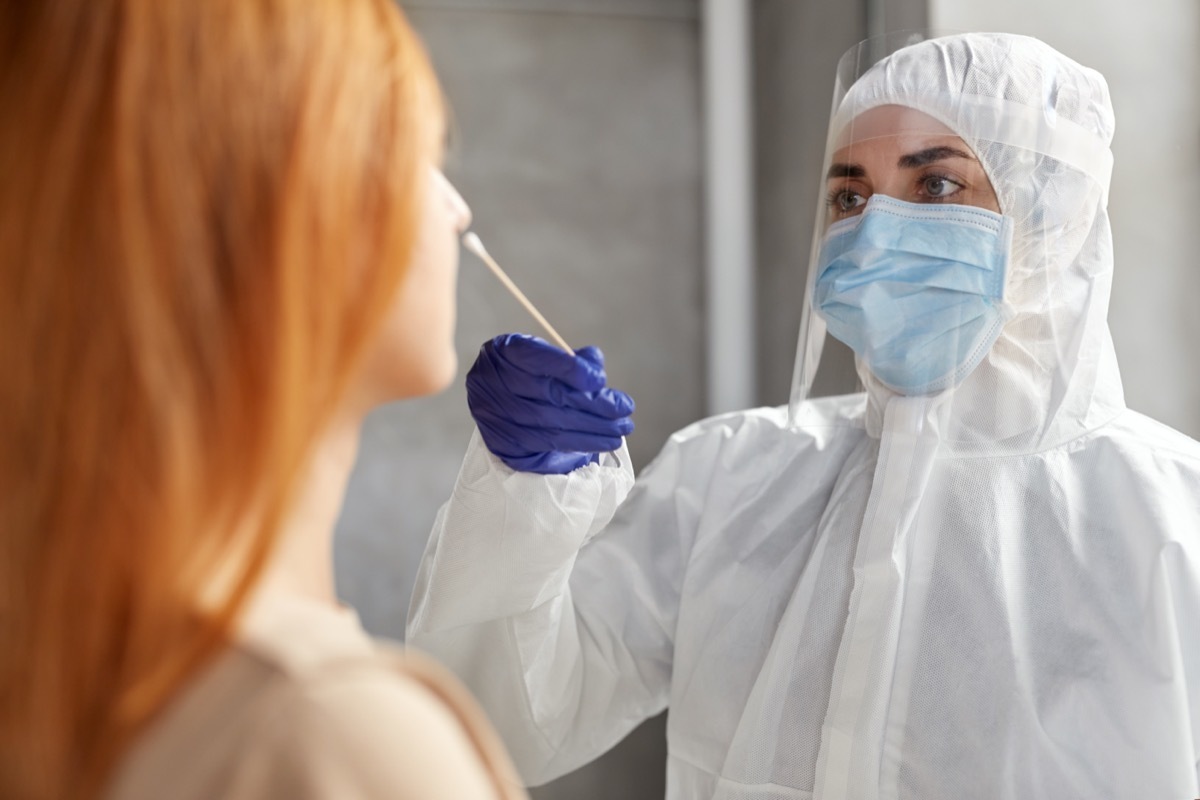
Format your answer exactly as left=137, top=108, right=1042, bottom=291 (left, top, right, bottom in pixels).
left=435, top=169, right=472, bottom=233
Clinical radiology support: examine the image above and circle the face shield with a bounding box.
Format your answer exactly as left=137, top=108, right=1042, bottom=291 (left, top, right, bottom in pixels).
left=788, top=32, right=1118, bottom=450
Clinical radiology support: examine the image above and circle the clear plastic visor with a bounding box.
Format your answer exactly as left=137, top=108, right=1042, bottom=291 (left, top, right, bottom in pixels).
left=787, top=32, right=1116, bottom=455
left=789, top=34, right=1016, bottom=422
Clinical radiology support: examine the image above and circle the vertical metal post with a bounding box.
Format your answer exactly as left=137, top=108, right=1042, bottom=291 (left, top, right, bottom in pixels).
left=866, top=0, right=887, bottom=40
left=701, top=0, right=756, bottom=415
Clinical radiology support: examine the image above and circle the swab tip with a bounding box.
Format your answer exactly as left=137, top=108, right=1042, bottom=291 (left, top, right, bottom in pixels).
left=461, top=231, right=484, bottom=255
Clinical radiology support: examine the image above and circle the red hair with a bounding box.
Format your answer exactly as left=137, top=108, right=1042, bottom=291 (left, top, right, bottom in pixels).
left=0, top=1, right=443, bottom=796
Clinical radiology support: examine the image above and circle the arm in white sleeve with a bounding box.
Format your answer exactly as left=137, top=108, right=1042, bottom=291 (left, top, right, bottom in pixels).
left=407, top=427, right=710, bottom=785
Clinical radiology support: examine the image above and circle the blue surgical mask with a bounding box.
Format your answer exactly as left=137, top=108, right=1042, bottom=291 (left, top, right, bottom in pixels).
left=814, top=195, right=1012, bottom=395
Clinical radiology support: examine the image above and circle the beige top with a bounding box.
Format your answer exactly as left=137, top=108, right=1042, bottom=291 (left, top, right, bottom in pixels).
left=106, top=590, right=527, bottom=800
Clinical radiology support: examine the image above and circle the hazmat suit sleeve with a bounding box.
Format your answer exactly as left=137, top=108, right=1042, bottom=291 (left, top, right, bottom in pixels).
left=406, top=426, right=712, bottom=785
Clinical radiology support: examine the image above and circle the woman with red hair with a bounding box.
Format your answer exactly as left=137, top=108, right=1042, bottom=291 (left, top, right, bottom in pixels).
left=0, top=1, right=524, bottom=798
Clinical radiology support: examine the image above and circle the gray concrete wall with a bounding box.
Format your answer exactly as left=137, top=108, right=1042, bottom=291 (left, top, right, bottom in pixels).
left=929, top=0, right=1200, bottom=439
left=338, top=0, right=705, bottom=641
left=335, top=2, right=704, bottom=796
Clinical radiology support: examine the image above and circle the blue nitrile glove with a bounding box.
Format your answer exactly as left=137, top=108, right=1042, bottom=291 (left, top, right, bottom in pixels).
left=465, top=333, right=635, bottom=475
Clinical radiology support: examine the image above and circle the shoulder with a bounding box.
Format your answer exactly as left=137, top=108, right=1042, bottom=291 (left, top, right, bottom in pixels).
left=1080, top=411, right=1200, bottom=552
left=1097, top=410, right=1200, bottom=476
left=112, top=592, right=524, bottom=800
left=238, top=593, right=521, bottom=798
left=247, top=654, right=514, bottom=799
left=667, top=394, right=865, bottom=445
left=654, top=394, right=867, bottom=473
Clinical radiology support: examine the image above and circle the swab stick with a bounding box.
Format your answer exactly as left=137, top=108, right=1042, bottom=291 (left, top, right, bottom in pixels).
left=462, top=232, right=575, bottom=356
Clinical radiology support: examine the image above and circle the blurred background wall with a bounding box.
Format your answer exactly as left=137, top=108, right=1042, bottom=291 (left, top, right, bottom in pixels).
left=334, top=1, right=1200, bottom=797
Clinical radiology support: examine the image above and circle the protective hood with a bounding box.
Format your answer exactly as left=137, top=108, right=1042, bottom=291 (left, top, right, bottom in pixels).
left=789, top=32, right=1125, bottom=454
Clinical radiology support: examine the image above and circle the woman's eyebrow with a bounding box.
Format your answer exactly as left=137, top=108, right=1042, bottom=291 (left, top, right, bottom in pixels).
left=827, top=162, right=866, bottom=180
left=898, top=145, right=975, bottom=168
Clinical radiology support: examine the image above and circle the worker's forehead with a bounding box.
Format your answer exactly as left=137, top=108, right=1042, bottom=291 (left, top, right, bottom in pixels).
left=832, top=105, right=958, bottom=150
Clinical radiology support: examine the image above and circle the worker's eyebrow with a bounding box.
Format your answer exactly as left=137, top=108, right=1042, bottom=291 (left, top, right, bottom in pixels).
left=826, top=162, right=866, bottom=180
left=897, top=145, right=976, bottom=168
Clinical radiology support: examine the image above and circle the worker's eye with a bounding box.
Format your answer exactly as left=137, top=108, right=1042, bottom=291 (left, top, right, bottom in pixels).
left=827, top=188, right=868, bottom=218
left=917, top=172, right=965, bottom=201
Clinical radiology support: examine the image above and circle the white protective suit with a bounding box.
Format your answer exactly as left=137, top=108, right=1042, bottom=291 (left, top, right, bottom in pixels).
left=408, top=33, right=1200, bottom=799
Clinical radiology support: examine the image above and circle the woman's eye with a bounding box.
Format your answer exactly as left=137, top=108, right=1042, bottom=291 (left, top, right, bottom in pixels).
left=921, top=175, right=962, bottom=199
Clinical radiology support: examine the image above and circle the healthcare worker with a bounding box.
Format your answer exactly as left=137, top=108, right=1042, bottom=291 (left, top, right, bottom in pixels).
left=408, top=33, right=1200, bottom=798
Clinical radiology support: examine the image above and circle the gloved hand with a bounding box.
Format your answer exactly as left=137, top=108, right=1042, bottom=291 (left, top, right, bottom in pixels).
left=465, top=333, right=635, bottom=475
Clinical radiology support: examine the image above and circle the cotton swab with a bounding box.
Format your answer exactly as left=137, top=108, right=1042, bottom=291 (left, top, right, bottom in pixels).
left=462, top=232, right=576, bottom=356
